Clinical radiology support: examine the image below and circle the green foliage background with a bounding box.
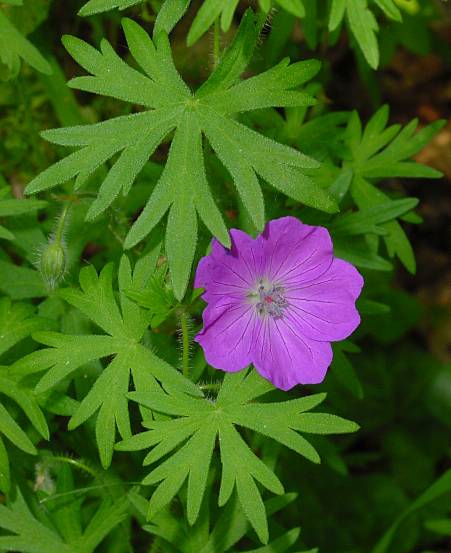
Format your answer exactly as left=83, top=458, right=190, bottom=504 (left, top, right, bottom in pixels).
left=0, top=0, right=450, bottom=552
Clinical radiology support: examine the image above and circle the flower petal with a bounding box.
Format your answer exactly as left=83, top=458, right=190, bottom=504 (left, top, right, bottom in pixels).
left=195, top=300, right=259, bottom=373
left=194, top=231, right=263, bottom=306
left=284, top=258, right=364, bottom=342
left=251, top=317, right=333, bottom=390
left=259, top=217, right=333, bottom=286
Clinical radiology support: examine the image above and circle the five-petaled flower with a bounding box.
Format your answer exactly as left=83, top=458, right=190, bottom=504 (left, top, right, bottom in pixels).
left=195, top=217, right=364, bottom=390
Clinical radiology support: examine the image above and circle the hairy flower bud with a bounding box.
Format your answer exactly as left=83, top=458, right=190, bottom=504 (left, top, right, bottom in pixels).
left=37, top=203, right=71, bottom=290
left=39, top=239, right=67, bottom=290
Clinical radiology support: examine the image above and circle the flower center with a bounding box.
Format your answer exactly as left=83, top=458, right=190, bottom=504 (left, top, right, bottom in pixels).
left=248, top=278, right=288, bottom=319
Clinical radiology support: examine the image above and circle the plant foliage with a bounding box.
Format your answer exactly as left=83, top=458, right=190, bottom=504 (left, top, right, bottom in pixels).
left=25, top=11, right=337, bottom=299
left=0, top=187, right=47, bottom=240
left=0, top=0, right=449, bottom=552
left=0, top=298, right=50, bottom=493
left=0, top=2, right=51, bottom=78
left=78, top=0, right=405, bottom=69
left=11, top=259, right=201, bottom=469
left=118, top=368, right=357, bottom=542
left=0, top=484, right=129, bottom=553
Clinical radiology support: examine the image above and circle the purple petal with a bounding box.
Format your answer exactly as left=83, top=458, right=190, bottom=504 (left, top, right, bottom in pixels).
left=212, top=229, right=256, bottom=262
left=194, top=231, right=263, bottom=306
left=284, top=258, right=364, bottom=342
left=251, top=317, right=333, bottom=390
left=258, top=217, right=333, bottom=286
left=195, top=299, right=258, bottom=373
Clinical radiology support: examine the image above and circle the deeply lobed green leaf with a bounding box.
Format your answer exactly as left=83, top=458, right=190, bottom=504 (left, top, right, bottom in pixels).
left=10, top=259, right=200, bottom=469
left=26, top=13, right=335, bottom=300
left=118, top=369, right=358, bottom=543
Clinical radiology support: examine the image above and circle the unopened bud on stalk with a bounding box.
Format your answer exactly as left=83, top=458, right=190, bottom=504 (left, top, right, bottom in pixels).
left=39, top=239, right=67, bottom=290
left=37, top=203, right=70, bottom=290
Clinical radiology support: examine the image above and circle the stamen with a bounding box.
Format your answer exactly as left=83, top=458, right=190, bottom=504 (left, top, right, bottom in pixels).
left=249, top=278, right=288, bottom=319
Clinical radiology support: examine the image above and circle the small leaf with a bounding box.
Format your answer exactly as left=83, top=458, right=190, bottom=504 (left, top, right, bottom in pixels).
left=346, top=0, right=379, bottom=69
left=0, top=11, right=51, bottom=75
left=329, top=0, right=346, bottom=31
left=187, top=0, right=223, bottom=46
left=0, top=403, right=36, bottom=455
left=79, top=0, right=143, bottom=16
left=374, top=0, right=402, bottom=21
left=154, top=0, right=192, bottom=36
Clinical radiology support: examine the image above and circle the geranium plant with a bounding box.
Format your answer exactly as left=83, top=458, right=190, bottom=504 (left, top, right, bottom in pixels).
left=0, top=1, right=450, bottom=552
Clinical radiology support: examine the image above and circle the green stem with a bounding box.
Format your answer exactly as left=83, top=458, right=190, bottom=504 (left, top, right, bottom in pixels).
left=55, top=202, right=71, bottom=243
left=180, top=309, right=190, bottom=379
left=45, top=455, right=98, bottom=479
left=39, top=482, right=141, bottom=504
left=213, top=18, right=220, bottom=68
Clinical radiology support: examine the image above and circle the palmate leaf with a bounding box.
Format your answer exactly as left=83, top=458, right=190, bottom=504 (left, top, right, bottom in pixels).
left=0, top=486, right=129, bottom=553
left=26, top=11, right=337, bottom=300
left=117, top=368, right=358, bottom=544
left=342, top=105, right=445, bottom=273
left=10, top=257, right=201, bottom=469
left=0, top=297, right=50, bottom=492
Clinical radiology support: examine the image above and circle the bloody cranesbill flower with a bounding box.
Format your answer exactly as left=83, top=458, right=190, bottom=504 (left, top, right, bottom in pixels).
left=194, top=216, right=364, bottom=391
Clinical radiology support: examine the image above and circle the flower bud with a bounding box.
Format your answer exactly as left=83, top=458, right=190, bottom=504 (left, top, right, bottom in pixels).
left=39, top=239, right=67, bottom=290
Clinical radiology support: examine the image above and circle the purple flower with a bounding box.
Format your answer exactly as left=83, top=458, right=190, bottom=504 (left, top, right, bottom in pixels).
left=194, top=217, right=364, bottom=391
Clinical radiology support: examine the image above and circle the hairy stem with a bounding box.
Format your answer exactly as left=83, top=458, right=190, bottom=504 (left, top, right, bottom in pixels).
left=199, top=382, right=221, bottom=392
left=55, top=202, right=71, bottom=243
left=44, top=455, right=98, bottom=479
left=213, top=18, right=220, bottom=68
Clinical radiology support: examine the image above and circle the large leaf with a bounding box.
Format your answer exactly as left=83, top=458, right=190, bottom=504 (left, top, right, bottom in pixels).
left=117, top=369, right=358, bottom=543
left=26, top=12, right=336, bottom=300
